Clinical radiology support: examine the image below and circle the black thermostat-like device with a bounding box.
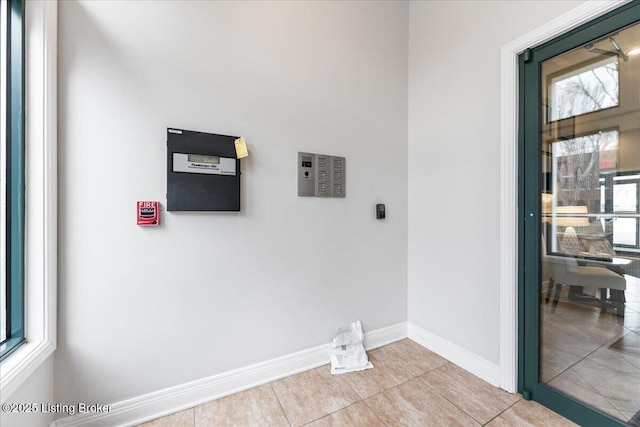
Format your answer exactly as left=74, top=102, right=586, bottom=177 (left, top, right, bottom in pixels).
left=167, top=128, right=241, bottom=211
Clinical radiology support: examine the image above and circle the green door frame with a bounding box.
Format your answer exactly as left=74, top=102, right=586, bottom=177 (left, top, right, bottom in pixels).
left=518, top=1, right=640, bottom=426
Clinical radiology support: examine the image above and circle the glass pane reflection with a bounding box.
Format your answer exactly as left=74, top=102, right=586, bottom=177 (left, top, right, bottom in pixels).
left=539, top=20, right=640, bottom=424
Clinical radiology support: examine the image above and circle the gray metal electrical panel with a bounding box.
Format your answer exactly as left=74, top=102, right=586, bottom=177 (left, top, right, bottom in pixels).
left=297, top=152, right=346, bottom=198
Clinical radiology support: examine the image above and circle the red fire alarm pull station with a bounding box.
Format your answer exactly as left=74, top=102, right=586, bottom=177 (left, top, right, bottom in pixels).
left=137, top=201, right=159, bottom=226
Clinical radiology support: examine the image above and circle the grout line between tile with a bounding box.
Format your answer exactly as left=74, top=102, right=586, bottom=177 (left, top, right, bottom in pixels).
left=359, top=375, right=417, bottom=401
left=575, top=371, right=632, bottom=419
left=413, top=373, right=489, bottom=425
left=361, top=395, right=390, bottom=427
left=543, top=340, right=607, bottom=385
left=480, top=397, right=522, bottom=426
left=298, top=401, right=363, bottom=427
left=328, top=371, right=392, bottom=426
left=336, top=369, right=366, bottom=401
left=347, top=358, right=453, bottom=403
left=269, top=382, right=293, bottom=427
left=294, top=374, right=365, bottom=426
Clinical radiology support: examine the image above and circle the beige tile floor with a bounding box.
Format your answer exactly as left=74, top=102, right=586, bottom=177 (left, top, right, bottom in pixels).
left=137, top=339, right=576, bottom=427
left=541, top=273, right=640, bottom=424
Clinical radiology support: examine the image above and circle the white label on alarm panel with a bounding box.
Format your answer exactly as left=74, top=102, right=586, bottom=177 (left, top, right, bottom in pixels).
left=172, top=153, right=237, bottom=176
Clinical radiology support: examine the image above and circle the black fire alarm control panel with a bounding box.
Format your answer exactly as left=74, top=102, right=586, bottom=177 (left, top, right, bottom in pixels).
left=167, top=128, right=241, bottom=211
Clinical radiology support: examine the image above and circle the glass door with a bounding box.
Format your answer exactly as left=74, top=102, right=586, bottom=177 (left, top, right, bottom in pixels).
left=521, top=3, right=640, bottom=426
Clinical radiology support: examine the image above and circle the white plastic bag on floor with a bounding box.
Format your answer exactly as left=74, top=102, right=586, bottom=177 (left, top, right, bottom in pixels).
left=329, top=320, right=374, bottom=375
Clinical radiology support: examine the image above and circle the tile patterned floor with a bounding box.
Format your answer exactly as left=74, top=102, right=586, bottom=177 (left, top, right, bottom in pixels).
left=137, top=339, right=575, bottom=427
left=541, top=274, right=640, bottom=423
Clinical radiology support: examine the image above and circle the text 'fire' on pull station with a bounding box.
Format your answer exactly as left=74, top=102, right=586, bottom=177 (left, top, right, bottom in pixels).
left=137, top=201, right=160, bottom=226
left=297, top=152, right=346, bottom=198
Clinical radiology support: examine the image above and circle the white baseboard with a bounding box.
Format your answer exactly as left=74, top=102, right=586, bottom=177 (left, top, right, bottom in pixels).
left=362, top=322, right=408, bottom=351
left=408, top=323, right=500, bottom=388
left=51, top=322, right=407, bottom=427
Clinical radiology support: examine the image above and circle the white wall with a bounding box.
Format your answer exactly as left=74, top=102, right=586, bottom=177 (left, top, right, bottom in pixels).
left=56, top=0, right=408, bottom=408
left=0, top=356, right=54, bottom=427
left=408, top=0, right=583, bottom=365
